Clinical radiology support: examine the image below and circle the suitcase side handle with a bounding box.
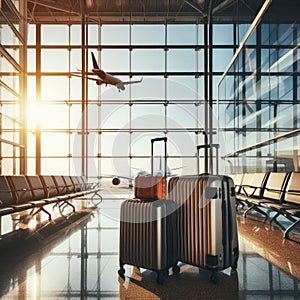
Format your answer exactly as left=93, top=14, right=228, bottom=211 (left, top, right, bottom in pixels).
left=151, top=137, right=167, bottom=178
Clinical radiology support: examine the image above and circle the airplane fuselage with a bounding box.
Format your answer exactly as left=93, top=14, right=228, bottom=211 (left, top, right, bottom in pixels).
left=92, top=68, right=125, bottom=91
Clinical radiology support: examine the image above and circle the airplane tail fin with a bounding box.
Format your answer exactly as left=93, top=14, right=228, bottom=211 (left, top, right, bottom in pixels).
left=91, top=52, right=99, bottom=69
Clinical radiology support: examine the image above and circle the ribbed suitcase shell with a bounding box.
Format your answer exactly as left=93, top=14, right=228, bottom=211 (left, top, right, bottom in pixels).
left=118, top=198, right=178, bottom=283
left=168, top=174, right=239, bottom=281
left=134, top=175, right=166, bottom=200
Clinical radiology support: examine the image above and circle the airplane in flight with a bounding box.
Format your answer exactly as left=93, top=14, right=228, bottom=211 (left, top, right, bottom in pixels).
left=72, top=52, right=143, bottom=92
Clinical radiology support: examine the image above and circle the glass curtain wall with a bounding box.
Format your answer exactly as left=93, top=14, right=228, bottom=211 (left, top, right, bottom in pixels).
left=0, top=0, right=27, bottom=175
left=218, top=1, right=300, bottom=174
left=27, top=22, right=242, bottom=179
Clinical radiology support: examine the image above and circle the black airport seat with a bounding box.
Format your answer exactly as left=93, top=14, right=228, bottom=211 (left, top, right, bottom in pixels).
left=267, top=172, right=300, bottom=239
left=52, top=175, right=69, bottom=196
left=62, top=175, right=76, bottom=194
left=0, top=176, right=16, bottom=208
left=243, top=172, right=289, bottom=220
left=6, top=175, right=34, bottom=209
left=71, top=176, right=82, bottom=192
left=25, top=175, right=48, bottom=205
left=39, top=175, right=60, bottom=202
left=0, top=174, right=102, bottom=222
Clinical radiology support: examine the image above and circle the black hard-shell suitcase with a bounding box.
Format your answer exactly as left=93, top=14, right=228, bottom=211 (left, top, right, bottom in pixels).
left=168, top=142, right=239, bottom=283
left=118, top=198, right=179, bottom=284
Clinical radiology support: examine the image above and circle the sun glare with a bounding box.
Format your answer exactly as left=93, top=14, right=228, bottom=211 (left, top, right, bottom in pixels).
left=26, top=102, right=41, bottom=130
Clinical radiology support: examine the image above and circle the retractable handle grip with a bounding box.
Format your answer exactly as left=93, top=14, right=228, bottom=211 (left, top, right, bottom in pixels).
left=197, top=143, right=220, bottom=174
left=151, top=137, right=167, bottom=177
left=151, top=137, right=167, bottom=143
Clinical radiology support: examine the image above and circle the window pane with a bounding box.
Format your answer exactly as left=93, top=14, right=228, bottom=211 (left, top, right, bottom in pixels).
left=41, top=158, right=70, bottom=174
left=41, top=49, right=69, bottom=72
left=41, top=76, right=69, bottom=100
left=41, top=25, right=69, bottom=45
left=167, top=77, right=196, bottom=100
left=167, top=24, right=196, bottom=45
left=131, top=24, right=165, bottom=45
left=167, top=49, right=196, bottom=72
left=27, top=49, right=36, bottom=72
left=40, top=104, right=69, bottom=129
left=41, top=133, right=69, bottom=155
left=101, top=49, right=129, bottom=71
left=131, top=76, right=165, bottom=100
left=131, top=104, right=165, bottom=129
left=28, top=24, right=36, bottom=45
left=101, top=104, right=130, bottom=129
left=213, top=49, right=234, bottom=72
left=71, top=25, right=81, bottom=45
left=101, top=132, right=129, bottom=157
left=101, top=25, right=129, bottom=45
left=131, top=49, right=164, bottom=72
left=167, top=104, right=196, bottom=128
left=213, top=24, right=234, bottom=45
left=70, top=49, right=82, bottom=71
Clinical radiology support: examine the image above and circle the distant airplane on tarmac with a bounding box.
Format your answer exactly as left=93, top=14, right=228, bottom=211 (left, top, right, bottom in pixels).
left=72, top=52, right=143, bottom=92
left=100, top=157, right=183, bottom=189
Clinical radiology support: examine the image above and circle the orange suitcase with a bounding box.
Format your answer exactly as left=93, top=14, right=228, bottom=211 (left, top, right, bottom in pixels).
left=134, top=175, right=166, bottom=200
left=134, top=137, right=167, bottom=200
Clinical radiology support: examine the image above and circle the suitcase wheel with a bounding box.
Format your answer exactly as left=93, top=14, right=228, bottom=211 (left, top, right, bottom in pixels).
left=118, top=268, right=125, bottom=279
left=231, top=256, right=239, bottom=270
left=156, top=271, right=164, bottom=284
left=172, top=265, right=180, bottom=274
left=231, top=262, right=238, bottom=271
left=210, top=271, right=219, bottom=284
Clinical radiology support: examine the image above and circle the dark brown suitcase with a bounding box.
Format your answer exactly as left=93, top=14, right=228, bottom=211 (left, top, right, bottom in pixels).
left=134, top=137, right=167, bottom=200
left=118, top=198, right=179, bottom=284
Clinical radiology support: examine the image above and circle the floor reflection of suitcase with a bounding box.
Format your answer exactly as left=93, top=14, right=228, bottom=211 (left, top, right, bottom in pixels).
left=168, top=174, right=239, bottom=283
left=118, top=198, right=179, bottom=284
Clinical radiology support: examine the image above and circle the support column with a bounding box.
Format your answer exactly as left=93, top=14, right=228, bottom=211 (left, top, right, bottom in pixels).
left=36, top=24, right=41, bottom=175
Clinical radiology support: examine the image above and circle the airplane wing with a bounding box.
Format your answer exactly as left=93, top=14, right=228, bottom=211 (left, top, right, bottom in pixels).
left=99, top=175, right=132, bottom=180
left=72, top=66, right=106, bottom=79
left=73, top=69, right=98, bottom=76
left=71, top=72, right=103, bottom=82
left=121, top=77, right=143, bottom=85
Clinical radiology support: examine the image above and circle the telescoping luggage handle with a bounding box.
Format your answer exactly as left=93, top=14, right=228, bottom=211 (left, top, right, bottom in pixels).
left=197, top=143, right=220, bottom=174
left=151, top=137, right=167, bottom=178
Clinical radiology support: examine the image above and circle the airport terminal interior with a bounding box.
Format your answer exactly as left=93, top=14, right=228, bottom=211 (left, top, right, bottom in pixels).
left=0, top=0, right=300, bottom=298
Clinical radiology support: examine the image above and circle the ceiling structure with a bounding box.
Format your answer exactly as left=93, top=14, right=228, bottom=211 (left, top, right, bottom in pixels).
left=26, top=0, right=273, bottom=24
left=26, top=0, right=300, bottom=25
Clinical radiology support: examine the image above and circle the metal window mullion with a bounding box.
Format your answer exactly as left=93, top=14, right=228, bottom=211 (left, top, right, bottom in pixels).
left=36, top=24, right=41, bottom=175
left=129, top=23, right=132, bottom=171
left=196, top=23, right=200, bottom=148
left=68, top=24, right=71, bottom=174
left=256, top=24, right=262, bottom=161
left=81, top=10, right=86, bottom=177
left=85, top=20, right=89, bottom=178
left=98, top=23, right=102, bottom=179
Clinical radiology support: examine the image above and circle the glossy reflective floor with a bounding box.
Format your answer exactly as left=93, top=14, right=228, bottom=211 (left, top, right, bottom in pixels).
left=0, top=192, right=299, bottom=300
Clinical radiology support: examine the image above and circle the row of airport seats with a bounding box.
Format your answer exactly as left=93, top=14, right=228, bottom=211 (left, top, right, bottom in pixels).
left=231, top=172, right=300, bottom=240
left=0, top=175, right=102, bottom=221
